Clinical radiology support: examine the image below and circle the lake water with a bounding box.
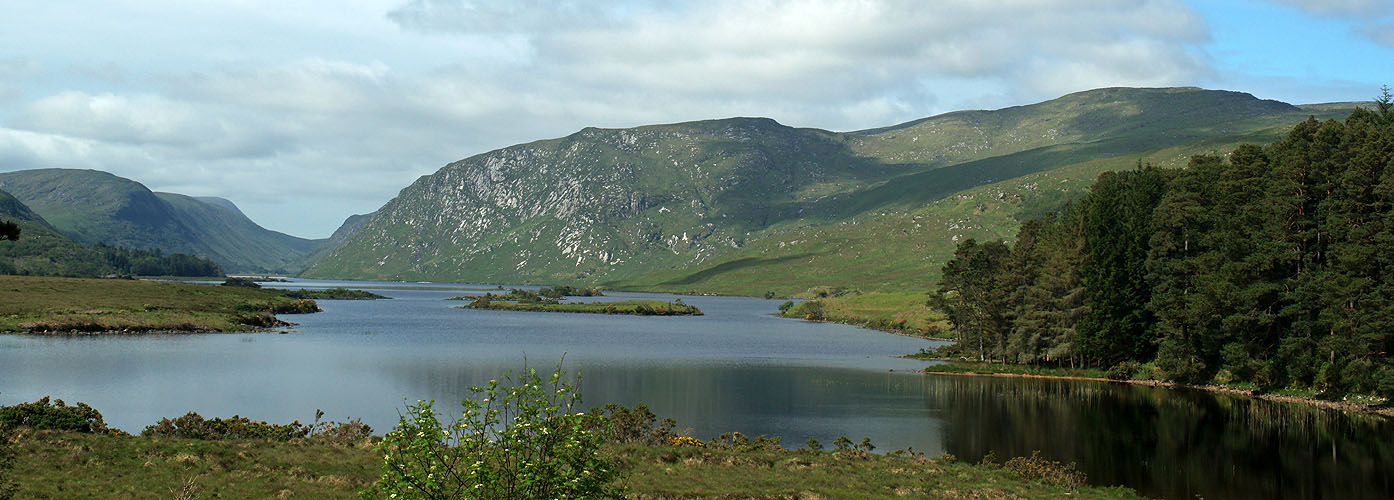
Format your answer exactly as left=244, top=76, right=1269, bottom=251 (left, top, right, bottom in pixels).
left=1, top=279, right=1390, bottom=499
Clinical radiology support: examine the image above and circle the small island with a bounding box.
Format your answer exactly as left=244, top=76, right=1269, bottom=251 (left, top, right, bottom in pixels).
left=281, top=287, right=389, bottom=300
left=450, top=288, right=701, bottom=316
left=0, top=275, right=320, bottom=334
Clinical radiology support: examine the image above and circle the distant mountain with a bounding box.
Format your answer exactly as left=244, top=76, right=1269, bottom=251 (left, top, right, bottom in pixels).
left=294, top=212, right=372, bottom=271
left=302, top=87, right=1359, bottom=292
left=0, top=169, right=320, bottom=273
left=0, top=187, right=222, bottom=277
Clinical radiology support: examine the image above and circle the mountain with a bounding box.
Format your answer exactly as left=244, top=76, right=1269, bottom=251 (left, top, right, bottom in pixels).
left=304, top=87, right=1359, bottom=293
left=0, top=187, right=223, bottom=277
left=294, top=212, right=373, bottom=271
left=0, top=169, right=320, bottom=273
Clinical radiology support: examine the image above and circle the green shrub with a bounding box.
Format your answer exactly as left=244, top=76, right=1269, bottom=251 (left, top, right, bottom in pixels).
left=1378, top=366, right=1394, bottom=399
left=361, top=362, right=620, bottom=499
left=141, top=413, right=311, bottom=441
left=789, top=300, right=825, bottom=320
left=777, top=300, right=795, bottom=313
left=221, top=277, right=260, bottom=288
left=591, top=403, right=674, bottom=446
left=1003, top=451, right=1086, bottom=489
left=0, top=397, right=108, bottom=433
left=1105, top=361, right=1140, bottom=381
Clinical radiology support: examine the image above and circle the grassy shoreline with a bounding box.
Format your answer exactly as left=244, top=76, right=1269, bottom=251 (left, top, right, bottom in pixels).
left=777, top=290, right=952, bottom=339
left=917, top=360, right=1394, bottom=418
left=0, top=276, right=319, bottom=334
left=2, top=427, right=1143, bottom=499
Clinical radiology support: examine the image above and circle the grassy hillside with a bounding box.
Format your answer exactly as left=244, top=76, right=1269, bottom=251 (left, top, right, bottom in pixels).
left=0, top=169, right=322, bottom=273
left=0, top=188, right=222, bottom=278
left=305, top=87, right=1360, bottom=294
left=610, top=102, right=1357, bottom=296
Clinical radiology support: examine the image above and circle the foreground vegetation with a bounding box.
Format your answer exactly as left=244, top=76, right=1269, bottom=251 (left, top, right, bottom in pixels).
left=0, top=430, right=1147, bottom=500
left=0, top=375, right=1144, bottom=500
left=931, top=101, right=1394, bottom=401
left=0, top=276, right=318, bottom=333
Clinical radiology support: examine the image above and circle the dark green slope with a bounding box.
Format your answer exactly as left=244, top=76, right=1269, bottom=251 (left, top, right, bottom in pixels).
left=0, top=188, right=222, bottom=277
left=0, top=169, right=320, bottom=273
left=305, top=87, right=1358, bottom=291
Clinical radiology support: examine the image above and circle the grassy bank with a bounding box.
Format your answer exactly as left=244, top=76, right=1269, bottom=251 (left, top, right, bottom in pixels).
left=457, top=298, right=703, bottom=316
left=2, top=430, right=1145, bottom=499
left=780, top=290, right=950, bottom=338
left=0, top=275, right=318, bottom=333
left=915, top=359, right=1109, bottom=380
left=916, top=359, right=1394, bottom=417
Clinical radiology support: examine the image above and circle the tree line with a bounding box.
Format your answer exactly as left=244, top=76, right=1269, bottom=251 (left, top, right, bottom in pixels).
left=934, top=92, right=1394, bottom=396
left=0, top=229, right=222, bottom=278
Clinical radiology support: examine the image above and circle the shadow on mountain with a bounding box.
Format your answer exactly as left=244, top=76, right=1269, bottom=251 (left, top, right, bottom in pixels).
left=660, top=253, right=814, bottom=286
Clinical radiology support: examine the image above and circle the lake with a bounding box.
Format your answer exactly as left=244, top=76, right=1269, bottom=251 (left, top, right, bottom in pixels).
left=1, top=279, right=1390, bottom=499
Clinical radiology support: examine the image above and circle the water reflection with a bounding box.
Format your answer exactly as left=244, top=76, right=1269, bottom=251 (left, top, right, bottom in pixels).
left=932, top=376, right=1394, bottom=499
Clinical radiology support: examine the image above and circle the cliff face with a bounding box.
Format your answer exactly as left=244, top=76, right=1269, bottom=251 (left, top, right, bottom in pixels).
left=305, top=117, right=894, bottom=282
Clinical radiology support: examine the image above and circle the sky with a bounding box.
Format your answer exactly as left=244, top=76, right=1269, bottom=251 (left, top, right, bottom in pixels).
left=1, top=0, right=1391, bottom=239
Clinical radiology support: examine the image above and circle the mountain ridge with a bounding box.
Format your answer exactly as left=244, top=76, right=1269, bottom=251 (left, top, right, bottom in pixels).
left=306, top=86, right=1358, bottom=291
left=0, top=168, right=321, bottom=273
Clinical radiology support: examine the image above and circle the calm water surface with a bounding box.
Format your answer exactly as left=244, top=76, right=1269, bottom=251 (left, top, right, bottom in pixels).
left=1, top=279, right=1390, bottom=499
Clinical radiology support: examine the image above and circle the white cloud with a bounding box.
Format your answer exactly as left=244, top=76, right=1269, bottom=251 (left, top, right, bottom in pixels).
left=1263, top=0, right=1394, bottom=47
left=1358, top=21, right=1394, bottom=46
left=389, top=0, right=1211, bottom=104
left=1266, top=0, right=1392, bottom=17
left=1, top=0, right=1223, bottom=237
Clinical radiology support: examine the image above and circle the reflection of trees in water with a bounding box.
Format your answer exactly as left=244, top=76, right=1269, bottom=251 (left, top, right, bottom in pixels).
left=382, top=361, right=944, bottom=450
left=932, top=377, right=1394, bottom=500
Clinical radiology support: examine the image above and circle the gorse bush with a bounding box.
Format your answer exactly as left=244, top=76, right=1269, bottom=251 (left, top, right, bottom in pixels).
left=1003, top=451, right=1087, bottom=489
left=0, top=397, right=108, bottom=433
left=591, top=403, right=674, bottom=446
left=361, top=361, right=620, bottom=499
left=142, top=413, right=312, bottom=441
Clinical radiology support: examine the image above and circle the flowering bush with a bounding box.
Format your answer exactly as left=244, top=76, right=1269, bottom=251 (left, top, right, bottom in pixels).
left=361, top=361, right=620, bottom=499
left=0, top=397, right=108, bottom=433
left=670, top=436, right=704, bottom=448
left=142, top=413, right=311, bottom=441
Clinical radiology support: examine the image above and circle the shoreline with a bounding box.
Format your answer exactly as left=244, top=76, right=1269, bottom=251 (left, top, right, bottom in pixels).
left=4, top=327, right=291, bottom=336
left=784, top=315, right=954, bottom=342
left=916, top=367, right=1394, bottom=418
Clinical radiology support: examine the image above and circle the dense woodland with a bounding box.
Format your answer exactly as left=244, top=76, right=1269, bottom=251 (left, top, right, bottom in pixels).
left=0, top=230, right=222, bottom=278
left=935, top=95, right=1394, bottom=396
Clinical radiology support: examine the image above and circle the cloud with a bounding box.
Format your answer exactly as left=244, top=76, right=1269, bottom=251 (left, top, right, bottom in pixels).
left=1266, top=0, right=1392, bottom=17
left=1262, top=0, right=1394, bottom=46
left=2, top=0, right=1219, bottom=237
left=389, top=0, right=1211, bottom=103
left=1358, top=21, right=1394, bottom=46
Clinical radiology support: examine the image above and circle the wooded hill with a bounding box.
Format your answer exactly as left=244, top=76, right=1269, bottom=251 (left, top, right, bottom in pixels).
left=934, top=97, right=1394, bottom=396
